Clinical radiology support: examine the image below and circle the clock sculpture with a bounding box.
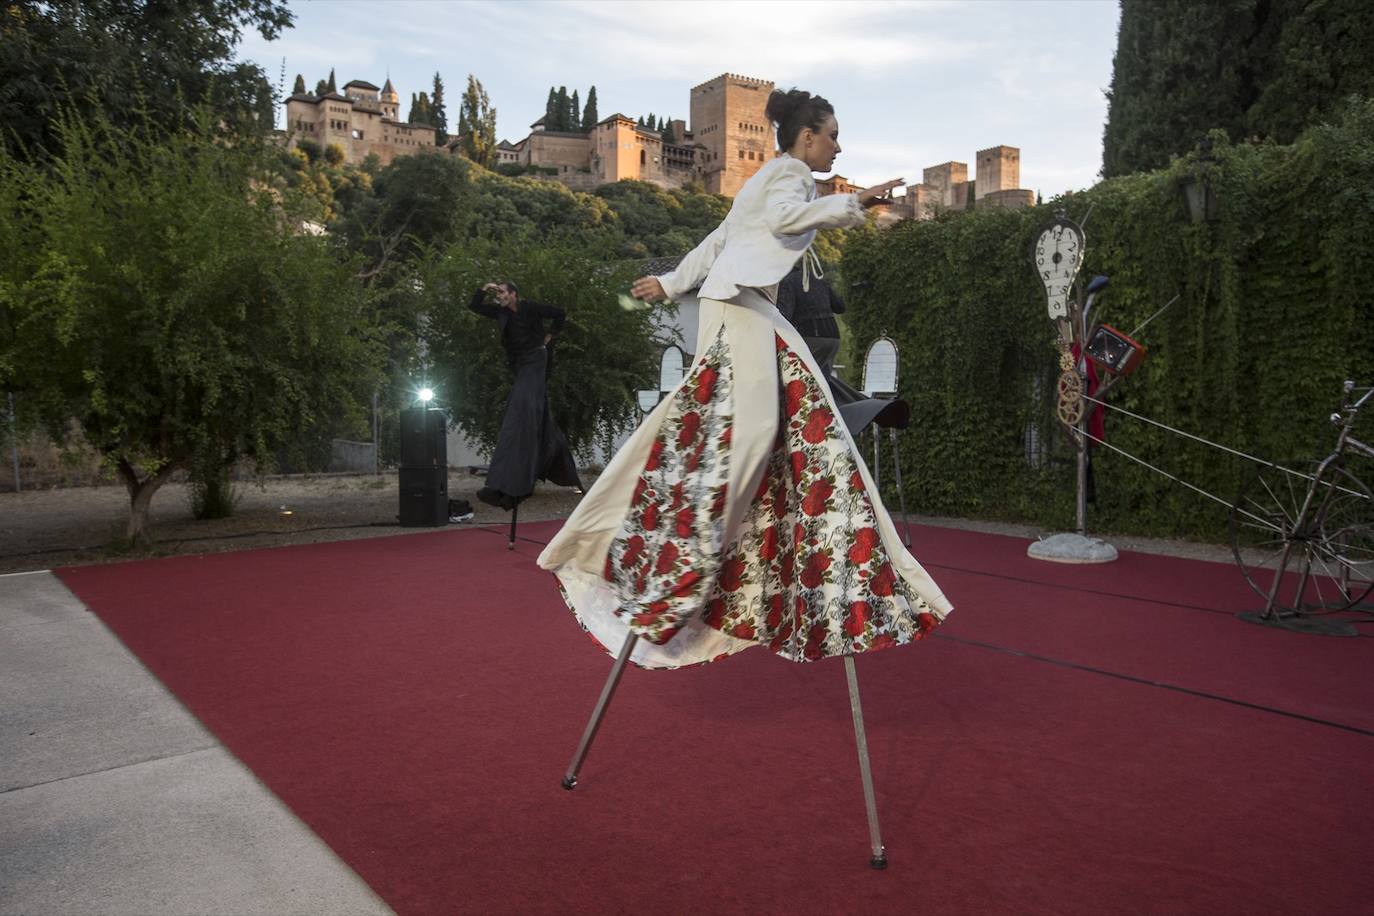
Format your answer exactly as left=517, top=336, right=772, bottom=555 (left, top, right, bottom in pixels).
left=1033, top=216, right=1087, bottom=429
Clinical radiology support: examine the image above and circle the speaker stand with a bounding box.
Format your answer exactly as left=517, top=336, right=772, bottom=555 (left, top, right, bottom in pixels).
left=508, top=502, right=519, bottom=549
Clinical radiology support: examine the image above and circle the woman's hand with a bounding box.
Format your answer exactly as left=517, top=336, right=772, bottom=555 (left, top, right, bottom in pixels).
left=631, top=276, right=667, bottom=303
left=858, top=179, right=905, bottom=208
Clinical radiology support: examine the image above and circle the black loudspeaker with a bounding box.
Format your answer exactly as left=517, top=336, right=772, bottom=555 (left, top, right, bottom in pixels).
left=399, top=466, right=448, bottom=527
left=400, top=407, right=448, bottom=468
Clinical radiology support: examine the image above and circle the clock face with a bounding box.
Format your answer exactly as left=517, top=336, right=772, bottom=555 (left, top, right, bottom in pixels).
left=1033, top=219, right=1085, bottom=320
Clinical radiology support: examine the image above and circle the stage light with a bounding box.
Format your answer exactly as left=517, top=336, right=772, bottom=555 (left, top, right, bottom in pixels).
left=418, top=387, right=434, bottom=403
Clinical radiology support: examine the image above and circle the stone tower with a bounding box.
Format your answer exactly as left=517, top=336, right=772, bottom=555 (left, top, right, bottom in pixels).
left=380, top=77, right=399, bottom=121
left=974, top=145, right=1019, bottom=200
left=690, top=73, right=775, bottom=197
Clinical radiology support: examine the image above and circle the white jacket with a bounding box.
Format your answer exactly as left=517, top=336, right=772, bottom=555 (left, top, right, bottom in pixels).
left=657, top=154, right=866, bottom=302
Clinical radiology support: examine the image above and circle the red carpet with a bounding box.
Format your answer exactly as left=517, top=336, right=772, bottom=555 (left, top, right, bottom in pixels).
left=57, top=522, right=1374, bottom=915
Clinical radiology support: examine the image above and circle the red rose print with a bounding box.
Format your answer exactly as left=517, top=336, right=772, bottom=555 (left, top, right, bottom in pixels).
left=710, top=486, right=727, bottom=519
left=645, top=439, right=664, bottom=472
left=869, top=633, right=897, bottom=651
left=844, top=600, right=870, bottom=637
left=695, top=366, right=718, bottom=404
left=704, top=598, right=727, bottom=628
left=803, top=623, right=828, bottom=660
left=720, top=425, right=732, bottom=447
left=672, top=570, right=702, bottom=596
left=790, top=450, right=806, bottom=485
left=794, top=522, right=805, bottom=543
left=772, top=482, right=790, bottom=520
left=779, top=552, right=795, bottom=587
left=603, top=552, right=614, bottom=581
left=720, top=557, right=746, bottom=592
left=765, top=594, right=785, bottom=629
left=654, top=541, right=679, bottom=575
left=872, top=562, right=896, bottom=596
left=800, top=551, right=832, bottom=588
left=802, top=478, right=834, bottom=517
left=848, top=527, right=880, bottom=565
left=802, top=407, right=833, bottom=444
left=653, top=625, right=682, bottom=645
left=784, top=379, right=806, bottom=418
left=917, top=612, right=938, bottom=635
left=621, top=535, right=645, bottom=568
left=677, top=411, right=702, bottom=448
left=730, top=621, right=756, bottom=641
left=850, top=470, right=865, bottom=492
left=642, top=503, right=660, bottom=531
left=760, top=525, right=779, bottom=561
left=632, top=476, right=649, bottom=506
left=675, top=506, right=695, bottom=538
left=670, top=481, right=686, bottom=510
left=775, top=334, right=787, bottom=352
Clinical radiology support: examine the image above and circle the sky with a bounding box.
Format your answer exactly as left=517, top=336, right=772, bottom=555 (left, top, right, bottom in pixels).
left=237, top=0, right=1122, bottom=197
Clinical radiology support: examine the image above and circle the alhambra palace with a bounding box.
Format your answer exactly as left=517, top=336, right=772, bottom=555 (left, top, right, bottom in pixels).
left=285, top=73, right=1034, bottom=219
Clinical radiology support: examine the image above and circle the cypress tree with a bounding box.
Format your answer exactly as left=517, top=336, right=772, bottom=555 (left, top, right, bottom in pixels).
left=582, top=86, right=599, bottom=130
left=569, top=89, right=580, bottom=132
left=431, top=72, right=448, bottom=145
left=554, top=86, right=569, bottom=131
left=544, top=87, right=558, bottom=129
left=292, top=73, right=306, bottom=96
left=315, top=79, right=329, bottom=96
left=326, top=68, right=337, bottom=94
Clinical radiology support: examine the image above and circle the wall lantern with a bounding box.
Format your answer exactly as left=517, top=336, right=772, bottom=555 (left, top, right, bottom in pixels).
left=1179, top=138, right=1220, bottom=223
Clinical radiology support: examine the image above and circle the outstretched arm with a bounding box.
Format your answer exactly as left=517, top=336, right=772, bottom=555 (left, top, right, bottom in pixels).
left=654, top=222, right=728, bottom=301
left=468, top=286, right=500, bottom=319
left=763, top=162, right=867, bottom=236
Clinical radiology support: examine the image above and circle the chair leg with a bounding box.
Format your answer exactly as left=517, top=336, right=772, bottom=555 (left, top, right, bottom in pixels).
left=889, top=428, right=911, bottom=547
left=844, top=656, right=887, bottom=869
left=562, top=632, right=639, bottom=789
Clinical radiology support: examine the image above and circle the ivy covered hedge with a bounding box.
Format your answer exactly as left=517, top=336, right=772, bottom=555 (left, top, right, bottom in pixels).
left=840, top=99, right=1374, bottom=541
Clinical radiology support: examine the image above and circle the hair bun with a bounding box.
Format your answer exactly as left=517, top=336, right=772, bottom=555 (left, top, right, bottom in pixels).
left=765, top=88, right=812, bottom=126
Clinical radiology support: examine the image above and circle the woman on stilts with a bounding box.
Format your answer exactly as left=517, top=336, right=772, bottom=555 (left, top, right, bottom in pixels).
left=538, top=88, right=953, bottom=669
left=469, top=280, right=582, bottom=513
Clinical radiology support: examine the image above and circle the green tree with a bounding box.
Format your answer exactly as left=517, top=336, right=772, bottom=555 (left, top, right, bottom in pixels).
left=582, top=86, right=598, bottom=130
left=0, top=112, right=379, bottom=543
left=292, top=73, right=306, bottom=95
left=431, top=72, right=448, bottom=145
left=458, top=74, right=497, bottom=166
left=1103, top=0, right=1374, bottom=177
left=326, top=67, right=337, bottom=94
left=569, top=88, right=580, bottom=132
left=408, top=91, right=432, bottom=126
left=554, top=86, right=570, bottom=131
left=315, top=78, right=329, bottom=96
left=544, top=87, right=558, bottom=130
left=662, top=118, right=677, bottom=144
left=0, top=0, right=293, bottom=162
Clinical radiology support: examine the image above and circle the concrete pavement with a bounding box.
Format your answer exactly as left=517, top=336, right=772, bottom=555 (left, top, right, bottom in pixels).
left=0, top=570, right=392, bottom=916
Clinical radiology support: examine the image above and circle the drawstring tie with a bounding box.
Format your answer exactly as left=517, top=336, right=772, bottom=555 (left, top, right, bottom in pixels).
left=800, top=246, right=824, bottom=293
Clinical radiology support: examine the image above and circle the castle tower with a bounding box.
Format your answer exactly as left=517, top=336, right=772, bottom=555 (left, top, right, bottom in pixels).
left=690, top=73, right=775, bottom=197
left=922, top=162, right=968, bottom=207
left=974, top=145, right=1019, bottom=201
left=381, top=76, right=399, bottom=121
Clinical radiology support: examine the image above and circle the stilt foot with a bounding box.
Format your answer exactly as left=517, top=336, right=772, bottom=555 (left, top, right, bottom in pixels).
left=869, top=853, right=888, bottom=870
left=507, top=541, right=515, bottom=550
left=561, top=775, right=577, bottom=790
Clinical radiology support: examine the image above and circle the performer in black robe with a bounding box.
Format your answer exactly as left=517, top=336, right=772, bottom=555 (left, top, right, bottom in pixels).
left=468, top=281, right=582, bottom=510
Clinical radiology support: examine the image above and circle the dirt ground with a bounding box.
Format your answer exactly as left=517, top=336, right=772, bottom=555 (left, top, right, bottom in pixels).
left=0, top=468, right=1240, bottom=575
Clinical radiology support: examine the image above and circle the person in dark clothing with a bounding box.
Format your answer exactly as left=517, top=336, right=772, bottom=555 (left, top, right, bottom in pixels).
left=777, top=262, right=910, bottom=436
left=776, top=262, right=846, bottom=378
left=468, top=281, right=582, bottom=510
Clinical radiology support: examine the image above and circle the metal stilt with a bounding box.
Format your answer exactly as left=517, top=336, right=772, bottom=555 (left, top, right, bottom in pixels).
left=872, top=428, right=882, bottom=491
left=562, top=632, right=639, bottom=789
left=508, top=501, right=518, bottom=550
left=844, top=655, right=887, bottom=869
left=889, top=427, right=911, bottom=547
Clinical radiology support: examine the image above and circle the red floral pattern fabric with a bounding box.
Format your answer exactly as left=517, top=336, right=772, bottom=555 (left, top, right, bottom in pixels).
left=599, top=330, right=942, bottom=664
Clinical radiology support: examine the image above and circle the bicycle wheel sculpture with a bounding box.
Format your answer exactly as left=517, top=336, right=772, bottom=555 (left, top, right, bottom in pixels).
left=1229, top=462, right=1374, bottom=614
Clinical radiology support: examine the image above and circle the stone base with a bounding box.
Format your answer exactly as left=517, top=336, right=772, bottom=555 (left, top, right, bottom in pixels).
left=1027, top=532, right=1119, bottom=564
